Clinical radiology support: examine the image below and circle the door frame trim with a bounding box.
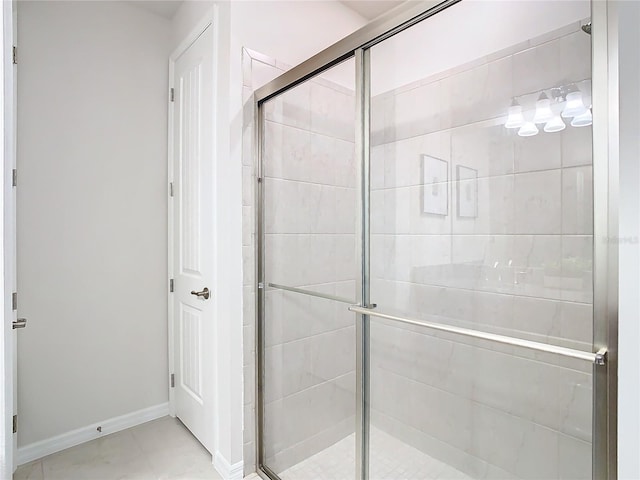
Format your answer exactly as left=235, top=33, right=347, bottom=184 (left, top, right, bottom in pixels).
left=592, top=1, right=619, bottom=477
left=2, top=0, right=17, bottom=475
left=166, top=9, right=213, bottom=419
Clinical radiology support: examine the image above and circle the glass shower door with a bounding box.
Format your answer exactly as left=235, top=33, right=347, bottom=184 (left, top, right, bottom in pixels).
left=260, top=58, right=358, bottom=480
left=366, top=1, right=596, bottom=479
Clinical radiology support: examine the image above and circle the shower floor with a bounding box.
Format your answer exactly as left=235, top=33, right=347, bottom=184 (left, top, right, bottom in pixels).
left=279, top=427, right=472, bottom=480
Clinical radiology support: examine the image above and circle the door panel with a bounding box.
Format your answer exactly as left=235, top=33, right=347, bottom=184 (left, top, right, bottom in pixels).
left=367, top=1, right=593, bottom=478
left=172, top=24, right=214, bottom=453
left=180, top=304, right=203, bottom=403
left=179, top=62, right=202, bottom=277
left=260, top=58, right=358, bottom=479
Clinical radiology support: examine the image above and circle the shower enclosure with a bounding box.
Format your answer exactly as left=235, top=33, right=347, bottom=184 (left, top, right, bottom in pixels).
left=254, top=1, right=617, bottom=479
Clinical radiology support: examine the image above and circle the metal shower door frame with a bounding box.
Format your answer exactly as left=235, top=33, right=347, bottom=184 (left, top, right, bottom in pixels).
left=254, top=1, right=618, bottom=479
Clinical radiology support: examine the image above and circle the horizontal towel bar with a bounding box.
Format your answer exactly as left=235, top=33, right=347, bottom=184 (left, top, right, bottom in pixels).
left=348, top=305, right=606, bottom=365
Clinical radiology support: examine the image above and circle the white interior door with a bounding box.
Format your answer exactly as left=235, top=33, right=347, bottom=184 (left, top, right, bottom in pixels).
left=171, top=24, right=215, bottom=455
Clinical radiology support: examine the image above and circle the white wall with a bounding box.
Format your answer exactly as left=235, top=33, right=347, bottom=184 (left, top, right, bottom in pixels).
left=617, top=2, right=640, bottom=479
left=16, top=1, right=171, bottom=447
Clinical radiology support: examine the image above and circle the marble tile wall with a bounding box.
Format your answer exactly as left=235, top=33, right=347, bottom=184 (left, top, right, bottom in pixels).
left=368, top=23, right=594, bottom=479
left=254, top=61, right=358, bottom=474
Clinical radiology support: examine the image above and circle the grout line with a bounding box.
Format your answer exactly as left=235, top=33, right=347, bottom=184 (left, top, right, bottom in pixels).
left=264, top=118, right=356, bottom=144
left=371, top=277, right=593, bottom=306
left=265, top=324, right=355, bottom=348
left=262, top=175, right=357, bottom=189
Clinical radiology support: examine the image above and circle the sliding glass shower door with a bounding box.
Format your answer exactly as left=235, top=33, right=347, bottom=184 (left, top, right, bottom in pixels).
left=257, top=1, right=613, bottom=479
left=259, top=59, right=358, bottom=480
left=367, top=1, right=595, bottom=478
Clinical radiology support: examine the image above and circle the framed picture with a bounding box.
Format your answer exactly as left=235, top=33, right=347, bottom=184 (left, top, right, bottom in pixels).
left=422, top=155, right=448, bottom=216
left=456, top=165, right=478, bottom=218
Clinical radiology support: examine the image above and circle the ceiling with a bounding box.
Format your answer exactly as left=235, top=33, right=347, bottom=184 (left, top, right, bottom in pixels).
left=340, top=0, right=406, bottom=20
left=129, top=0, right=404, bottom=22
left=128, top=1, right=183, bottom=19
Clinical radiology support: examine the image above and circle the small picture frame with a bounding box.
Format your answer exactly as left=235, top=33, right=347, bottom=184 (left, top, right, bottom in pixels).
left=422, top=155, right=448, bottom=216
left=456, top=165, right=478, bottom=218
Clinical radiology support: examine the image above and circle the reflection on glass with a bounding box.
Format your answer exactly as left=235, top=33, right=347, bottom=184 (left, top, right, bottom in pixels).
left=369, top=0, right=593, bottom=479
left=261, top=58, right=357, bottom=479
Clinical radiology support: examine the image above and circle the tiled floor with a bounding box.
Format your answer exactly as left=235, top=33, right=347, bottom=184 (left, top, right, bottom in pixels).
left=14, top=416, right=222, bottom=480
left=280, top=427, right=472, bottom=480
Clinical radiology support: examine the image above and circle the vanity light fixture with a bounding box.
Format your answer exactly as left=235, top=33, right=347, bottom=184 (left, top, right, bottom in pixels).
left=518, top=121, right=539, bottom=137
left=506, top=82, right=591, bottom=136
left=562, top=90, right=588, bottom=118
left=505, top=100, right=525, bottom=129
left=533, top=92, right=554, bottom=124
left=544, top=115, right=566, bottom=133
left=571, top=107, right=592, bottom=127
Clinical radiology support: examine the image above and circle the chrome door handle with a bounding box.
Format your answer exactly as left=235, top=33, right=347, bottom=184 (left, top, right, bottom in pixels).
left=190, top=287, right=210, bottom=300
left=12, top=318, right=27, bottom=329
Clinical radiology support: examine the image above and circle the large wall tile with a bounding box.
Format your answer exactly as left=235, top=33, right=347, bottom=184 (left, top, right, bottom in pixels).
left=558, top=434, right=592, bottom=480
left=332, top=138, right=357, bottom=188
left=514, top=131, right=561, bottom=173
left=263, top=120, right=284, bottom=179
left=310, top=82, right=355, bottom=142
left=281, top=326, right=355, bottom=397
left=562, top=125, right=592, bottom=167
left=450, top=57, right=513, bottom=127
left=513, top=39, right=561, bottom=97
left=562, top=165, right=593, bottom=235
left=452, top=125, right=514, bottom=178
left=308, top=132, right=340, bottom=186
left=561, top=235, right=593, bottom=303
left=470, top=403, right=559, bottom=480
left=560, top=300, right=592, bottom=345
left=334, top=187, right=356, bottom=234
left=264, top=178, right=300, bottom=234
left=514, top=170, right=562, bottom=234
left=560, top=31, right=592, bottom=85
left=557, top=368, right=592, bottom=442
left=389, top=81, right=444, bottom=140
left=451, top=175, right=516, bottom=235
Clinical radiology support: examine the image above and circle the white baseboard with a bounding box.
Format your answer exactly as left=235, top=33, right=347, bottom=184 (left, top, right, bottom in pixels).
left=17, top=402, right=169, bottom=465
left=214, top=450, right=244, bottom=480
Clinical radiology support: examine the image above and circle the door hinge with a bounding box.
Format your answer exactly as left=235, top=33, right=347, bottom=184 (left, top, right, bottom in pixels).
left=169, top=279, right=174, bottom=293
left=12, top=292, right=17, bottom=311
left=12, top=169, right=17, bottom=187
left=170, top=87, right=175, bottom=102
left=12, top=46, right=17, bottom=65
left=169, top=182, right=174, bottom=197
left=12, top=415, right=17, bottom=434
left=170, top=373, right=175, bottom=388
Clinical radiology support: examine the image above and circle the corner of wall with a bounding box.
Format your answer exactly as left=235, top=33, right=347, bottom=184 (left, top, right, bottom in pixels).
left=214, top=450, right=244, bottom=480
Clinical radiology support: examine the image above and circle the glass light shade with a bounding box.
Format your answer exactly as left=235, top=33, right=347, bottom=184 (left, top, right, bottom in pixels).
left=518, top=121, right=539, bottom=137
left=571, top=108, right=592, bottom=127
left=505, top=104, right=524, bottom=129
left=544, top=115, right=566, bottom=133
left=562, top=91, right=587, bottom=118
left=533, top=96, right=554, bottom=123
